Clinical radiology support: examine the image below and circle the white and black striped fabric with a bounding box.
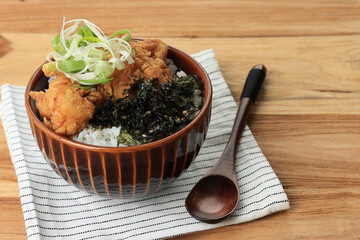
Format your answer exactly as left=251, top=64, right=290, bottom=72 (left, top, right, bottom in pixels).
left=0, top=49, right=289, bottom=240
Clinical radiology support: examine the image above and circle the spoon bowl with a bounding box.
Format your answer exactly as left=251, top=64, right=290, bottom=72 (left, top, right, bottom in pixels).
left=186, top=175, right=239, bottom=222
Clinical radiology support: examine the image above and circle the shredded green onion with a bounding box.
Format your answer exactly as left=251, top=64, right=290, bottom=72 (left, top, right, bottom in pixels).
left=109, top=29, right=132, bottom=42
left=58, top=60, right=85, bottom=73
left=51, top=35, right=65, bottom=55
left=78, top=25, right=95, bottom=38
left=78, top=37, right=102, bottom=44
left=78, top=77, right=113, bottom=85
left=46, top=18, right=134, bottom=87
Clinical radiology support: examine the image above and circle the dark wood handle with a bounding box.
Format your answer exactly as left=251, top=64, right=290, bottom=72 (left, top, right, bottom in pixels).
left=209, top=98, right=253, bottom=179
left=240, top=64, right=266, bottom=103
left=208, top=64, right=266, bottom=180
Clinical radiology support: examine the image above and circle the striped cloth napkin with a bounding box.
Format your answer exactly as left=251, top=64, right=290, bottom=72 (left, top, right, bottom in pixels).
left=0, top=49, right=289, bottom=240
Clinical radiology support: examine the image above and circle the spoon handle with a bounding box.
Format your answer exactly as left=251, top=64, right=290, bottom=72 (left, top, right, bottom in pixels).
left=241, top=64, right=267, bottom=103
left=210, top=65, right=266, bottom=178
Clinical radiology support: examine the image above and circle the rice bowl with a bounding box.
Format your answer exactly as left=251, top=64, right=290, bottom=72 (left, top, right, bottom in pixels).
left=25, top=19, right=212, bottom=198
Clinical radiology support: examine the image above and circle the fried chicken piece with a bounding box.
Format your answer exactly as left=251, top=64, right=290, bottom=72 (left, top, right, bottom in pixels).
left=104, top=67, right=134, bottom=99
left=131, top=39, right=168, bottom=60
left=130, top=39, right=171, bottom=83
left=29, top=91, right=51, bottom=120
left=99, top=39, right=172, bottom=100
left=141, top=57, right=171, bottom=83
left=85, top=90, right=104, bottom=108
left=30, top=76, right=97, bottom=136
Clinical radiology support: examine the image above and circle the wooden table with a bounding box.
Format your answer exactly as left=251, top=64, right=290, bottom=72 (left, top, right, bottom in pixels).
left=1, top=0, right=360, bottom=239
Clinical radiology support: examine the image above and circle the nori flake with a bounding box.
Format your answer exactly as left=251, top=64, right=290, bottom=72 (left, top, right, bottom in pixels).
left=89, top=75, right=203, bottom=146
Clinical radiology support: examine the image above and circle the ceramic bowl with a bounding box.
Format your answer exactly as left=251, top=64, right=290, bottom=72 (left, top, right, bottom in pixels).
left=25, top=45, right=212, bottom=198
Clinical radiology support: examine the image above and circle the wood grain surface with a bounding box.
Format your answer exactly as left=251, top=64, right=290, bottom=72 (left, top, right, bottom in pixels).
left=1, top=0, right=360, bottom=239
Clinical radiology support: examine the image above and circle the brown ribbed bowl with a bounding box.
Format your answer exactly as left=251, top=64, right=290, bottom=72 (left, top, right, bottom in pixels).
left=25, top=46, right=212, bottom=198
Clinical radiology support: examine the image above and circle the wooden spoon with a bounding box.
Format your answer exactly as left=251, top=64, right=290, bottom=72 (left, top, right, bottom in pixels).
left=185, top=64, right=266, bottom=223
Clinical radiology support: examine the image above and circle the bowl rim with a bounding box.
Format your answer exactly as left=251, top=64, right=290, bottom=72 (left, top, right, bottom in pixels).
left=25, top=44, right=212, bottom=152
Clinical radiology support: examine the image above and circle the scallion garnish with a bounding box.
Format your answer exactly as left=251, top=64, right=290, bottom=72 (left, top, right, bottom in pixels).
left=78, top=25, right=95, bottom=38
left=109, top=29, right=132, bottom=42
left=58, top=60, right=85, bottom=73
left=46, top=18, right=134, bottom=88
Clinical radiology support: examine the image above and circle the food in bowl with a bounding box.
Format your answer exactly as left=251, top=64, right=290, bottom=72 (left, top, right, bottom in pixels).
left=30, top=18, right=203, bottom=147
left=25, top=18, right=212, bottom=198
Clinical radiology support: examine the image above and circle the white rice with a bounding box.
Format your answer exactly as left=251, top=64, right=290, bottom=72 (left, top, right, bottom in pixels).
left=73, top=125, right=123, bottom=147
left=73, top=59, right=202, bottom=147
left=193, top=89, right=202, bottom=108
left=166, top=59, right=177, bottom=76
left=176, top=70, right=187, bottom=78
